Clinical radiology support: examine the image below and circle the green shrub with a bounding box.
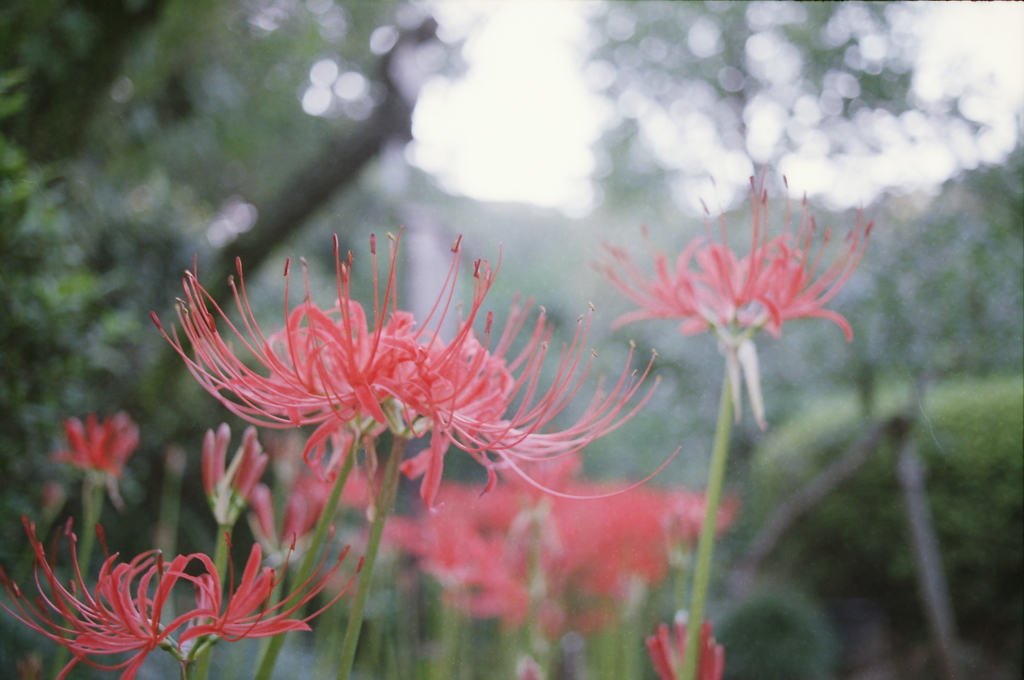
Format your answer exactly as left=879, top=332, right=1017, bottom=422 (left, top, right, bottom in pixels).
left=717, top=588, right=839, bottom=680
left=747, top=376, right=1023, bottom=656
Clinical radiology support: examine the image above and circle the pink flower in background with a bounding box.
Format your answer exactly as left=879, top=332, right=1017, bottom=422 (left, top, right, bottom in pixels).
left=646, top=618, right=725, bottom=680
left=389, top=464, right=737, bottom=639
left=516, top=655, right=543, bottom=680
left=601, top=175, right=870, bottom=340
left=600, top=174, right=870, bottom=428
left=51, top=412, right=139, bottom=479
left=665, top=489, right=739, bottom=548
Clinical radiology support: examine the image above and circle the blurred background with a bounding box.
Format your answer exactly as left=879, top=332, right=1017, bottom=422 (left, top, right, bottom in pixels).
left=1, top=1, right=1021, bottom=679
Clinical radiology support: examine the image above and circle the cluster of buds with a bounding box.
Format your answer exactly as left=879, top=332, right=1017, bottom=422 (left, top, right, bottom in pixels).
left=247, top=430, right=373, bottom=566
left=201, top=424, right=268, bottom=527
left=646, top=616, right=725, bottom=680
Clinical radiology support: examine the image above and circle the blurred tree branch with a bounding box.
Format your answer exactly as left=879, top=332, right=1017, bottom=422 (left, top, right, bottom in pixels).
left=203, top=17, right=439, bottom=306
left=0, top=0, right=174, bottom=162
left=137, top=15, right=439, bottom=421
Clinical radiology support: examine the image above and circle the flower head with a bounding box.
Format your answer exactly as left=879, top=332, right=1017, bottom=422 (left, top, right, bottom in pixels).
left=175, top=540, right=354, bottom=646
left=646, top=617, right=724, bottom=680
left=0, top=517, right=352, bottom=680
left=51, top=412, right=139, bottom=481
left=155, top=232, right=661, bottom=508
left=0, top=517, right=193, bottom=680
left=600, top=174, right=870, bottom=427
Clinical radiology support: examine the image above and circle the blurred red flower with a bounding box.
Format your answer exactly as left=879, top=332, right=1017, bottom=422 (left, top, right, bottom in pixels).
left=51, top=412, right=139, bottom=480
left=388, top=461, right=737, bottom=638
left=646, top=618, right=724, bottom=680
left=601, top=175, right=870, bottom=341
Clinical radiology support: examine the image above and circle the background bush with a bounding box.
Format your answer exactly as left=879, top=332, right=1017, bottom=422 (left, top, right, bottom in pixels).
left=747, top=375, right=1023, bottom=661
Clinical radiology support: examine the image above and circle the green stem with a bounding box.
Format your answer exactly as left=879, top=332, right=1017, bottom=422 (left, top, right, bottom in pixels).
left=335, top=435, right=407, bottom=680
left=679, top=369, right=733, bottom=680
left=77, top=475, right=106, bottom=572
left=528, top=501, right=552, bottom=671
left=50, top=476, right=105, bottom=679
left=433, top=599, right=461, bottom=680
left=193, top=525, right=232, bottom=680
left=253, top=441, right=357, bottom=680
left=673, top=549, right=692, bottom=614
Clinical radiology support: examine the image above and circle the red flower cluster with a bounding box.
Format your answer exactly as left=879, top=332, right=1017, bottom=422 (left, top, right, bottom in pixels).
left=51, top=412, right=139, bottom=480
left=155, top=232, right=657, bottom=508
left=386, top=459, right=735, bottom=638
left=0, top=517, right=353, bottom=680
left=600, top=174, right=870, bottom=428
left=646, top=618, right=724, bottom=680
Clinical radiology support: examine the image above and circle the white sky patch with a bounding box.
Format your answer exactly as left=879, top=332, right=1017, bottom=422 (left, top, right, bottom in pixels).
left=779, top=2, right=1024, bottom=209
left=412, top=2, right=1023, bottom=215
left=410, top=2, right=612, bottom=216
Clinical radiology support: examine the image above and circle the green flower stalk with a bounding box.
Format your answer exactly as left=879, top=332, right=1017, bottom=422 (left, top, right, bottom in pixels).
left=601, top=173, right=871, bottom=680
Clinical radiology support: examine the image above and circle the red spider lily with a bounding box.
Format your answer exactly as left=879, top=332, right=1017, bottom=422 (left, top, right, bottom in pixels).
left=0, top=517, right=195, bottom=680
left=51, top=412, right=139, bottom=480
left=202, top=423, right=268, bottom=526
left=153, top=232, right=479, bottom=478
left=387, top=507, right=530, bottom=623
left=600, top=174, right=870, bottom=427
left=174, top=541, right=355, bottom=646
left=646, top=618, right=724, bottom=680
left=601, top=175, right=870, bottom=341
left=155, top=233, right=661, bottom=508
left=0, top=517, right=354, bottom=680
left=397, top=291, right=662, bottom=508
left=248, top=464, right=366, bottom=564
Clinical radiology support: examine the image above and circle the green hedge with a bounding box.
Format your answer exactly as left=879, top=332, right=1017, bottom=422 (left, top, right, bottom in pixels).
left=747, top=376, right=1023, bottom=657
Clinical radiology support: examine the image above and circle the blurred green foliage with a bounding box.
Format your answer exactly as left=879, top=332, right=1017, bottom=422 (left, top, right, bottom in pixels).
left=0, top=71, right=98, bottom=558
left=748, top=375, right=1023, bottom=658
